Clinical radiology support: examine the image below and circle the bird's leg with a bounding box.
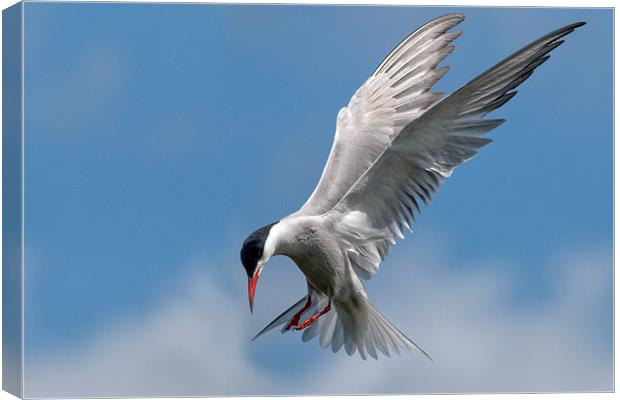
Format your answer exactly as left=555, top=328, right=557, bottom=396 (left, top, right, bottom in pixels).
left=295, top=303, right=332, bottom=331
left=283, top=296, right=312, bottom=332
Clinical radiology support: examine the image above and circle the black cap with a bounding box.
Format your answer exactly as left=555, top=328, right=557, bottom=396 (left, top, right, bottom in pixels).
left=240, top=221, right=278, bottom=277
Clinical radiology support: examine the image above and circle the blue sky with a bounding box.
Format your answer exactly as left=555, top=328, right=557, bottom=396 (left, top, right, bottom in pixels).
left=22, top=3, right=612, bottom=396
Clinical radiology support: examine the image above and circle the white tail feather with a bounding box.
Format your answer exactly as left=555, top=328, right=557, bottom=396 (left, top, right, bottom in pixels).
left=254, top=292, right=432, bottom=361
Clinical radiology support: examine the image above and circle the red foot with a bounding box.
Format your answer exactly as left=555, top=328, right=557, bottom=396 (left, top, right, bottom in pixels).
left=295, top=304, right=332, bottom=330
left=284, top=297, right=312, bottom=331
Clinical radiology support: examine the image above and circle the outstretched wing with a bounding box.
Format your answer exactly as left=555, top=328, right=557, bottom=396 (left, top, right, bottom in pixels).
left=327, top=21, right=585, bottom=280
left=296, top=14, right=464, bottom=216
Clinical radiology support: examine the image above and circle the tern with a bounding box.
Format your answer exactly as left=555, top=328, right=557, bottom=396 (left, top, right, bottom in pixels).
left=240, top=14, right=584, bottom=360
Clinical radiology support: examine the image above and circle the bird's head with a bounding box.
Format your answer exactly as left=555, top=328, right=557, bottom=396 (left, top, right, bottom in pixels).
left=240, top=221, right=278, bottom=313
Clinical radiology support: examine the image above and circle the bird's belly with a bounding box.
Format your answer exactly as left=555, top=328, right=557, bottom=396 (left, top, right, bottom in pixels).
left=288, top=242, right=345, bottom=298
left=277, top=216, right=360, bottom=300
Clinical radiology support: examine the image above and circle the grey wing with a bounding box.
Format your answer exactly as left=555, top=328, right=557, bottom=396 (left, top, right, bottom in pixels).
left=328, top=21, right=585, bottom=280
left=295, top=14, right=464, bottom=216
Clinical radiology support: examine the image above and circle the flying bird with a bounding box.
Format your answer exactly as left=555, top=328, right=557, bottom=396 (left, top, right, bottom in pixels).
left=240, top=14, right=584, bottom=360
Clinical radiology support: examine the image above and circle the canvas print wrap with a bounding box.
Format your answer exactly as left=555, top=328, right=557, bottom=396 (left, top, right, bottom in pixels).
left=1, top=2, right=613, bottom=398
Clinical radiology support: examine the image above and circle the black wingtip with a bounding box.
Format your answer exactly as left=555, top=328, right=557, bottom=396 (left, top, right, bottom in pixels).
left=549, top=21, right=587, bottom=43
left=559, top=21, right=587, bottom=36
left=562, top=21, right=587, bottom=31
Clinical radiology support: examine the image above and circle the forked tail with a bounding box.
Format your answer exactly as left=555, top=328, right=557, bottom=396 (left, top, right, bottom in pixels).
left=253, top=292, right=432, bottom=361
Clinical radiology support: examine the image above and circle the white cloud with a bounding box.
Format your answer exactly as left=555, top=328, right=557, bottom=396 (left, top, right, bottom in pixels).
left=24, top=241, right=612, bottom=397
left=304, top=243, right=612, bottom=394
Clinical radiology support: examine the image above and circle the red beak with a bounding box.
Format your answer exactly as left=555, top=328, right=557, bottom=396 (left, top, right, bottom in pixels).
left=248, top=272, right=260, bottom=313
